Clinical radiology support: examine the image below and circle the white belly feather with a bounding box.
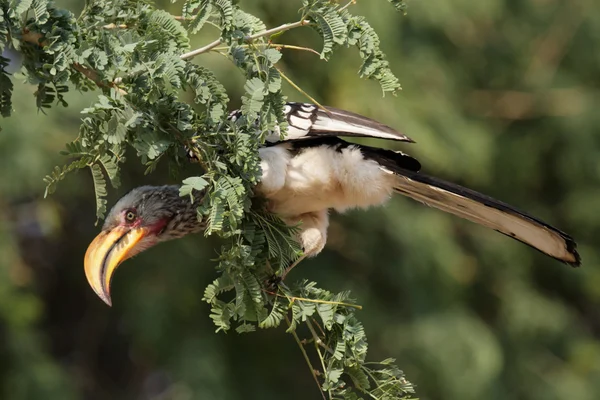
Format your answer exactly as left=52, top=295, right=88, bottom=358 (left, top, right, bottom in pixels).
left=257, top=144, right=395, bottom=217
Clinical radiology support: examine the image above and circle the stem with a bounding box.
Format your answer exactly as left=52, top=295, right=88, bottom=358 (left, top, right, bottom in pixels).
left=306, top=319, right=334, bottom=355
left=180, top=19, right=310, bottom=60
left=286, top=316, right=327, bottom=400
left=102, top=23, right=127, bottom=29
left=213, top=43, right=320, bottom=56
left=180, top=38, right=222, bottom=60
left=308, top=320, right=332, bottom=399
left=277, top=67, right=329, bottom=112
left=273, top=291, right=363, bottom=310
left=339, top=0, right=357, bottom=12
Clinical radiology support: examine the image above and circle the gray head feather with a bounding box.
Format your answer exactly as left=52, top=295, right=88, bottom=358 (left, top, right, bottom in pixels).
left=104, top=185, right=205, bottom=241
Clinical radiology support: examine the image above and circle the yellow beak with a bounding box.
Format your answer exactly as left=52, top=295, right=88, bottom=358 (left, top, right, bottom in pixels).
left=84, top=226, right=149, bottom=306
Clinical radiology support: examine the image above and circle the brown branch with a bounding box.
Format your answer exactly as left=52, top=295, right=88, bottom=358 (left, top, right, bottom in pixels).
left=21, top=29, right=44, bottom=45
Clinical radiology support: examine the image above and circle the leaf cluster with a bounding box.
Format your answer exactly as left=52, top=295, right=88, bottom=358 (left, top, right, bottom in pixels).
left=2, top=0, right=413, bottom=398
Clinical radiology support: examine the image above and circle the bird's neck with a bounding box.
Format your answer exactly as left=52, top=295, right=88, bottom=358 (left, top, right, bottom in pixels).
left=160, top=190, right=206, bottom=241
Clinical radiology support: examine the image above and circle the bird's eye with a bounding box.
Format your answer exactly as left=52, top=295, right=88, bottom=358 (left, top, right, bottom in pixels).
left=125, top=210, right=137, bottom=222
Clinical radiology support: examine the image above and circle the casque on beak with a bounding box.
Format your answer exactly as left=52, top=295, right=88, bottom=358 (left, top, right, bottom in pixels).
left=84, top=226, right=149, bottom=306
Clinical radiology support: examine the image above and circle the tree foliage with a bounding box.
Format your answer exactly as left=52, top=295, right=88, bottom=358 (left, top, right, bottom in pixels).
left=1, top=0, right=414, bottom=398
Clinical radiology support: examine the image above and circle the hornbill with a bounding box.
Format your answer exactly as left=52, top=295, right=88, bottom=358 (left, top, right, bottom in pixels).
left=84, top=102, right=580, bottom=305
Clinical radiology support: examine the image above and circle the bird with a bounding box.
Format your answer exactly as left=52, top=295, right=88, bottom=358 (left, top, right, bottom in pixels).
left=84, top=102, right=581, bottom=306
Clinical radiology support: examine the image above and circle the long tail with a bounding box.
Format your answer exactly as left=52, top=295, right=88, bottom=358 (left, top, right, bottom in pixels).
left=390, top=169, right=580, bottom=266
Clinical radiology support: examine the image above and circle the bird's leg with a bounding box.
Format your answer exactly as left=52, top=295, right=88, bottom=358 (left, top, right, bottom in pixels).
left=280, top=210, right=329, bottom=279
left=281, top=255, right=306, bottom=281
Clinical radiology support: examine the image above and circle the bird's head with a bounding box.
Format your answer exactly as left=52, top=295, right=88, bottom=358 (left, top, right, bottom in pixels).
left=84, top=185, right=202, bottom=306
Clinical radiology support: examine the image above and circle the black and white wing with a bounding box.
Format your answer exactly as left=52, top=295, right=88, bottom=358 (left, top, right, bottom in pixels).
left=224, top=102, right=412, bottom=143
left=262, top=102, right=414, bottom=143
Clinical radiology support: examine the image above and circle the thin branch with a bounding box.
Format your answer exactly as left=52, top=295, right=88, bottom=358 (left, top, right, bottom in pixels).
left=180, top=19, right=310, bottom=60
left=180, top=38, right=223, bottom=60
left=213, top=43, right=320, bottom=56
left=339, top=0, right=357, bottom=12
left=71, top=63, right=127, bottom=94
left=309, top=319, right=332, bottom=399
left=272, top=44, right=320, bottom=56
left=270, top=290, right=363, bottom=310
left=102, top=23, right=127, bottom=29
left=277, top=67, right=329, bottom=112
left=306, top=318, right=334, bottom=355
left=286, top=316, right=327, bottom=400
left=247, top=19, right=310, bottom=41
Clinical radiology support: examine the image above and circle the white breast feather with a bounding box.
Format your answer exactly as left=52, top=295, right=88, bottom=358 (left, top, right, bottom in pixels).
left=258, top=145, right=395, bottom=216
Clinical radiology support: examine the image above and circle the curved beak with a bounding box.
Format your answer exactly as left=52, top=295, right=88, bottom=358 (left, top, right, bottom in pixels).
left=84, top=226, right=149, bottom=306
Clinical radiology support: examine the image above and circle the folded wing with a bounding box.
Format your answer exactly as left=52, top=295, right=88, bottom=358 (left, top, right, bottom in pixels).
left=264, top=102, right=414, bottom=143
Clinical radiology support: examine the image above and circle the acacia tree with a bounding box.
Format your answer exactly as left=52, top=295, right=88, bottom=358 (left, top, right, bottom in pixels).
left=1, top=1, right=415, bottom=398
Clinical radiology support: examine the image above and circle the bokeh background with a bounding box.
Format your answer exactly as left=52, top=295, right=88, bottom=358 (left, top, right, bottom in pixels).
left=2, top=0, right=599, bottom=399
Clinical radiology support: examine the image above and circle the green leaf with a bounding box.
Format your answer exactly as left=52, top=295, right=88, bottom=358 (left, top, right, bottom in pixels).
left=241, top=77, right=266, bottom=119
left=184, top=0, right=212, bottom=34
left=0, top=56, right=13, bottom=117
left=90, top=163, right=108, bottom=221
left=307, top=6, right=347, bottom=60
left=259, top=294, right=286, bottom=328
left=98, top=154, right=121, bottom=188
left=387, top=0, right=408, bottom=13
left=179, top=176, right=209, bottom=201
left=13, top=0, right=34, bottom=16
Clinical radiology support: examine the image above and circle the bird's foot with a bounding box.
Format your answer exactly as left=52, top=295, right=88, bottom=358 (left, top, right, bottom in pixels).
left=264, top=274, right=282, bottom=292
left=184, top=139, right=202, bottom=163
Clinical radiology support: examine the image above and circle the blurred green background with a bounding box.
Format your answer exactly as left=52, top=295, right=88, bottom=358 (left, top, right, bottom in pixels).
left=1, top=0, right=599, bottom=399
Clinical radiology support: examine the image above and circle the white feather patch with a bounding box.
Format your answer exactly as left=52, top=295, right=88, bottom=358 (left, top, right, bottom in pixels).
left=258, top=144, right=396, bottom=216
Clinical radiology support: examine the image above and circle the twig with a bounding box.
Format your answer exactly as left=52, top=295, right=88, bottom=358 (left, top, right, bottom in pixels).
left=306, top=318, right=334, bottom=355
left=102, top=23, right=127, bottom=29
left=272, top=44, right=320, bottom=56
left=180, top=38, right=223, bottom=60
left=277, top=67, right=329, bottom=112
left=311, top=317, right=327, bottom=337
left=269, top=290, right=363, bottom=310
left=339, top=0, right=357, bottom=12
left=308, top=319, right=333, bottom=399
left=180, top=19, right=310, bottom=60
left=213, top=43, right=320, bottom=56
left=71, top=63, right=127, bottom=94
left=286, top=316, right=327, bottom=400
